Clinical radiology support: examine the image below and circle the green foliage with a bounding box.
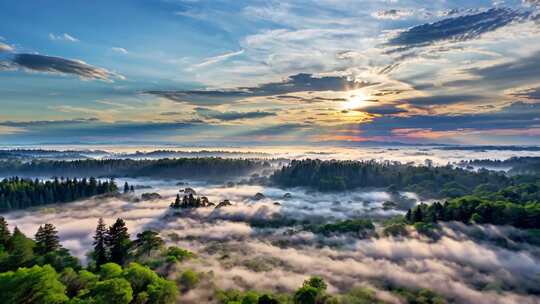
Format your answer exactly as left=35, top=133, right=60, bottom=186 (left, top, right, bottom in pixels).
left=166, top=246, right=194, bottom=263
left=179, top=269, right=200, bottom=291
left=0, top=216, right=10, bottom=247
left=0, top=158, right=266, bottom=181
left=88, top=278, right=133, bottom=304
left=35, top=223, right=61, bottom=255
left=393, top=287, right=446, bottom=304
left=132, top=230, right=164, bottom=257
left=5, top=227, right=35, bottom=270
left=406, top=193, right=540, bottom=229
left=271, top=159, right=509, bottom=198
left=294, top=286, right=318, bottom=304
left=309, top=219, right=374, bottom=236
left=100, top=262, right=123, bottom=279
left=107, top=218, right=132, bottom=265
left=93, top=218, right=108, bottom=269
left=0, top=264, right=68, bottom=304
left=339, top=287, right=383, bottom=304
left=0, top=176, right=117, bottom=211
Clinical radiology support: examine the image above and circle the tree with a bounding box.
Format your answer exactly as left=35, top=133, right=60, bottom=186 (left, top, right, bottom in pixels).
left=123, top=182, right=130, bottom=194
left=106, top=218, right=131, bottom=265
left=93, top=218, right=108, bottom=269
left=132, top=230, right=164, bottom=257
left=7, top=227, right=35, bottom=269
left=294, top=286, right=318, bottom=304
left=89, top=278, right=133, bottom=304
left=0, top=264, right=68, bottom=304
left=0, top=216, right=10, bottom=247
left=303, top=276, right=327, bottom=292
left=35, top=223, right=61, bottom=255
left=179, top=269, right=199, bottom=291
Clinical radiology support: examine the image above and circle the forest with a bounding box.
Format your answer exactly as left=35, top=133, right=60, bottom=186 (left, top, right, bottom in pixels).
left=0, top=216, right=447, bottom=304
left=0, top=158, right=269, bottom=180
left=0, top=177, right=117, bottom=211
left=270, top=159, right=512, bottom=198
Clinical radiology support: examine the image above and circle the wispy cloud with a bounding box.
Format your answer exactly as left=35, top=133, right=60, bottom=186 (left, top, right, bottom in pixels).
left=49, top=32, right=79, bottom=42
left=191, top=49, right=244, bottom=69
left=111, top=47, right=128, bottom=54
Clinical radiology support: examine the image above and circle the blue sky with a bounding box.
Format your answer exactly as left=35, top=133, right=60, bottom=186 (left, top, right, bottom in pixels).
left=1, top=0, right=540, bottom=146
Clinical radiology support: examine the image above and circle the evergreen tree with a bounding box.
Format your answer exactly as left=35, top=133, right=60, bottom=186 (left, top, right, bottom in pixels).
left=132, top=230, right=164, bottom=257
left=0, top=216, right=10, bottom=247
left=7, top=227, right=35, bottom=269
left=106, top=218, right=131, bottom=265
left=35, top=223, right=60, bottom=255
left=123, top=182, right=129, bottom=194
left=93, top=218, right=109, bottom=269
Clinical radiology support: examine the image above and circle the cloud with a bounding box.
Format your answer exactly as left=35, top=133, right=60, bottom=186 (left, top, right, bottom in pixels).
left=372, top=9, right=413, bottom=20
left=146, top=73, right=373, bottom=105
left=387, top=8, right=527, bottom=47
left=465, top=51, right=540, bottom=86
left=0, top=42, right=13, bottom=53
left=9, top=53, right=123, bottom=81
left=357, top=101, right=540, bottom=138
left=510, top=86, right=540, bottom=100
left=49, top=33, right=79, bottom=42
left=191, top=49, right=244, bottom=69
left=111, top=47, right=128, bottom=54
left=195, top=107, right=276, bottom=121
left=401, top=94, right=482, bottom=106
left=353, top=104, right=408, bottom=115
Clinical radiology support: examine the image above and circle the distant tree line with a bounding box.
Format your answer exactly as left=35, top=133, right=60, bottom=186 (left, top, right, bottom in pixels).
left=0, top=177, right=117, bottom=211
left=0, top=157, right=268, bottom=180
left=458, top=156, right=540, bottom=175
left=271, top=159, right=510, bottom=198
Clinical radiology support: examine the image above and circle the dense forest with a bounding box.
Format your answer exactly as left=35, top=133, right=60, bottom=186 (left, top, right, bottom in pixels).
left=0, top=158, right=268, bottom=180
left=270, top=159, right=511, bottom=198
left=458, top=156, right=540, bottom=175
left=0, top=217, right=447, bottom=304
left=0, top=177, right=117, bottom=211
left=404, top=180, right=540, bottom=229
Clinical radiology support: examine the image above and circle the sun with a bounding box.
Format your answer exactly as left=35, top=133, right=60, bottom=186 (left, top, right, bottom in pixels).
left=342, top=91, right=367, bottom=110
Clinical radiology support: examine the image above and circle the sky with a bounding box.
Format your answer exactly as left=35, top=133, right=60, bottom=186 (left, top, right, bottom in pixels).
left=1, top=0, right=540, bottom=146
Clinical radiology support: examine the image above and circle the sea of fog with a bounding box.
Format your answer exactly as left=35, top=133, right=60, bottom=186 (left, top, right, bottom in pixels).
left=2, top=177, right=540, bottom=304
left=3, top=144, right=540, bottom=165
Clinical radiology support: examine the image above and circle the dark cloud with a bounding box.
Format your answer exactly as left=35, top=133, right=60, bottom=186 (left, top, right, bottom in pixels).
left=401, top=94, right=482, bottom=106
left=353, top=104, right=408, bottom=115
left=387, top=8, right=527, bottom=47
left=372, top=9, right=412, bottom=20
left=510, top=86, right=540, bottom=100
left=195, top=107, right=276, bottom=121
left=9, top=53, right=122, bottom=81
left=358, top=101, right=540, bottom=136
left=146, top=73, right=373, bottom=105
left=466, top=51, right=540, bottom=85
left=274, top=95, right=347, bottom=103
left=240, top=124, right=308, bottom=136
left=0, top=119, right=203, bottom=144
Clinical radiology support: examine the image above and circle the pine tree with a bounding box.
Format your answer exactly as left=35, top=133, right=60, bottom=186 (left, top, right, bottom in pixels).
left=123, top=182, right=129, bottom=194
left=35, top=223, right=60, bottom=255
left=0, top=216, right=10, bottom=247
left=8, top=227, right=35, bottom=268
left=106, top=218, right=131, bottom=265
left=93, top=218, right=109, bottom=269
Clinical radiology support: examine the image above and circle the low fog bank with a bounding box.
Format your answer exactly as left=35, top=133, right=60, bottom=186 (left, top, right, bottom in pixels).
left=3, top=145, right=540, bottom=166
left=2, top=178, right=539, bottom=303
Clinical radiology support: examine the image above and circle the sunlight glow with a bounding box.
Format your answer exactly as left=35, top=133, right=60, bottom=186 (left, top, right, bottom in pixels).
left=342, top=91, right=368, bottom=110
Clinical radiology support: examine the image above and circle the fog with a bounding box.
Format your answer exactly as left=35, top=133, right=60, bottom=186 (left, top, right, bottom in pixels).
left=2, top=177, right=539, bottom=304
